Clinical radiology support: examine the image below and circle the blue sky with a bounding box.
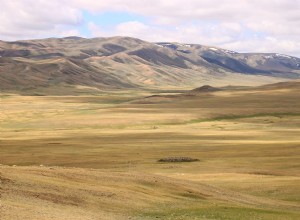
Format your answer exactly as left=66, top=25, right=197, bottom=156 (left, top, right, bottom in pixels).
left=79, top=11, right=147, bottom=37
left=1, top=0, right=300, bottom=56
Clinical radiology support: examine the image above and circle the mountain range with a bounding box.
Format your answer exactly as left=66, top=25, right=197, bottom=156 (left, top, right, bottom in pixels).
left=1, top=36, right=300, bottom=92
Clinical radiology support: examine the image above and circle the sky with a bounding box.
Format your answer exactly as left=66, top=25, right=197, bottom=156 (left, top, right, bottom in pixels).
left=0, top=0, right=300, bottom=56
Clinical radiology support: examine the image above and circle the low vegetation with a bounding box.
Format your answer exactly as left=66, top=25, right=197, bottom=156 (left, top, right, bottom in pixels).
left=1, top=82, right=300, bottom=219
left=158, top=157, right=199, bottom=163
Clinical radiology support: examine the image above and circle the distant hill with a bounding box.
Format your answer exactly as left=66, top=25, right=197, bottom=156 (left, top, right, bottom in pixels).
left=190, top=85, right=222, bottom=93
left=0, top=36, right=299, bottom=92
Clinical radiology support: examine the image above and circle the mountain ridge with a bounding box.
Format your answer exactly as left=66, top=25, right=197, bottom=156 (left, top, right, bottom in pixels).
left=1, top=36, right=299, bottom=92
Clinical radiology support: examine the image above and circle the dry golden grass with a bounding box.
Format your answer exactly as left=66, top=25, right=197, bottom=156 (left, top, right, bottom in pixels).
left=1, top=165, right=299, bottom=220
left=0, top=83, right=300, bottom=219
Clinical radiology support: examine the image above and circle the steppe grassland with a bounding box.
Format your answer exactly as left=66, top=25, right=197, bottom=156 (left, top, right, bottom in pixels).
left=0, top=86, right=300, bottom=219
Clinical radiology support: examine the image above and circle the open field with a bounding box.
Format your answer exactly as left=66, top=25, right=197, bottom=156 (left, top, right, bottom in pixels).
left=1, top=82, right=300, bottom=219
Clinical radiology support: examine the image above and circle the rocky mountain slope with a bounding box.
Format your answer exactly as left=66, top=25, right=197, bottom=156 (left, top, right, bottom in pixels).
left=0, top=36, right=299, bottom=92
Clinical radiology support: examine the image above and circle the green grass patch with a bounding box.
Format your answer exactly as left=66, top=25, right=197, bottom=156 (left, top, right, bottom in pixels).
left=153, top=112, right=300, bottom=127
left=140, top=205, right=299, bottom=220
left=189, top=112, right=300, bottom=124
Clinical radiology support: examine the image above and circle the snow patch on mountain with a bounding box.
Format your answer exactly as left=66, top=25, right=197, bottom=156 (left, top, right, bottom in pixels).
left=276, top=53, right=292, bottom=59
left=223, top=49, right=237, bottom=54
left=264, top=54, right=297, bottom=60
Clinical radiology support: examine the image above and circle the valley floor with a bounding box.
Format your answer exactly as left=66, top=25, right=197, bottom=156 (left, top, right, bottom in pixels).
left=1, top=84, right=300, bottom=219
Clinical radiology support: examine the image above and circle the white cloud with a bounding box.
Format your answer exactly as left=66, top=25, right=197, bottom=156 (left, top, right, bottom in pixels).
left=88, top=21, right=242, bottom=45
left=222, top=37, right=300, bottom=56
left=0, top=0, right=82, bottom=40
left=0, top=0, right=300, bottom=56
left=59, top=29, right=81, bottom=38
left=87, top=22, right=105, bottom=37
left=115, top=21, right=149, bottom=35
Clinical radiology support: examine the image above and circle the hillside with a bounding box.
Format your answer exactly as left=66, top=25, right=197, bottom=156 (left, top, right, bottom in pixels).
left=1, top=36, right=300, bottom=93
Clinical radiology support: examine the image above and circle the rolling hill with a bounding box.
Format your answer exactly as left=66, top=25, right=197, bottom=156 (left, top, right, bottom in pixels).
left=1, top=36, right=300, bottom=93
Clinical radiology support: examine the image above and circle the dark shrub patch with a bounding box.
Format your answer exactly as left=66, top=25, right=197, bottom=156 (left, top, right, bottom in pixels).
left=158, top=157, right=199, bottom=163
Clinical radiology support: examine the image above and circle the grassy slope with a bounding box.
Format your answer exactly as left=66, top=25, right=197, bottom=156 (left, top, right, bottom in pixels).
left=1, top=166, right=299, bottom=220
left=0, top=83, right=300, bottom=219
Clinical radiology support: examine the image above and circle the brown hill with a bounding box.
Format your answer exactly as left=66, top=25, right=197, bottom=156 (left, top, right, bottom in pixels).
left=190, top=85, right=222, bottom=93
left=1, top=36, right=300, bottom=93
